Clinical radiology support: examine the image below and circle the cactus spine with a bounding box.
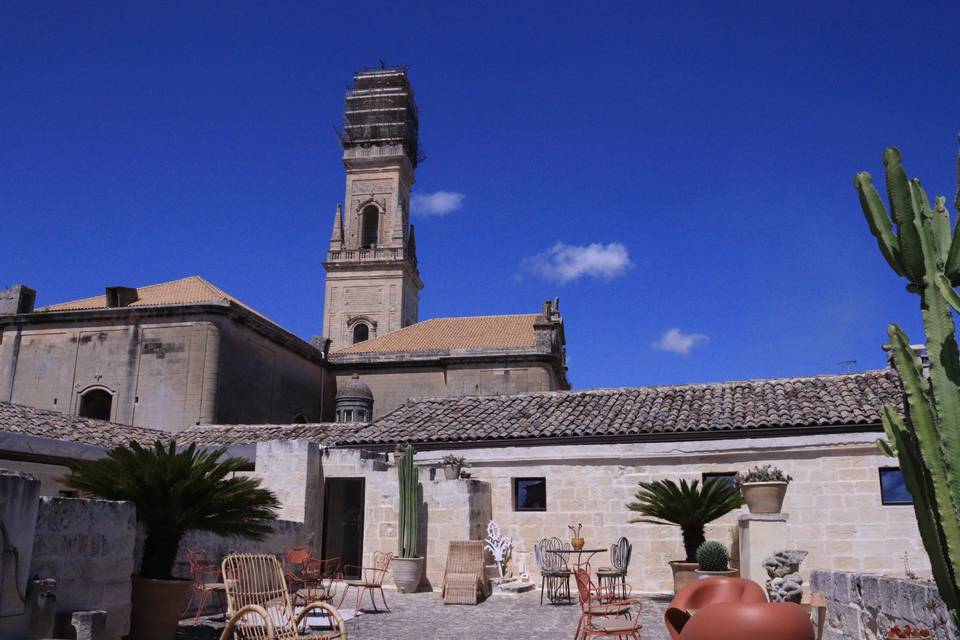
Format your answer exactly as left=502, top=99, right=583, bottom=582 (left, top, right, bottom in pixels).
left=855, top=139, right=960, bottom=628
left=396, top=444, right=419, bottom=558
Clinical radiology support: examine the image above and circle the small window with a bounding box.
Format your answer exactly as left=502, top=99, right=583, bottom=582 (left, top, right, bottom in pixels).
left=513, top=478, right=547, bottom=512
left=880, top=467, right=913, bottom=505
left=78, top=389, right=112, bottom=421
left=703, top=472, right=738, bottom=491
left=361, top=205, right=379, bottom=248
left=292, top=413, right=307, bottom=424
left=353, top=324, right=369, bottom=344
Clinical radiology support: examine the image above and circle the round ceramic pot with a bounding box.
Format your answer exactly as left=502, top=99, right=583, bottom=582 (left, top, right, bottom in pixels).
left=443, top=464, right=461, bottom=480
left=570, top=537, right=585, bottom=551
left=128, top=575, right=192, bottom=640
left=695, top=568, right=739, bottom=580
left=669, top=560, right=700, bottom=595
left=392, top=556, right=424, bottom=593
left=741, top=481, right=789, bottom=514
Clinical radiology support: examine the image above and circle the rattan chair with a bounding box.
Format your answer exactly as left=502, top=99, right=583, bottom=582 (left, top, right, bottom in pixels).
left=596, top=537, right=632, bottom=599
left=219, top=553, right=347, bottom=640
left=337, top=550, right=393, bottom=616
left=534, top=537, right=572, bottom=605
left=441, top=540, right=487, bottom=605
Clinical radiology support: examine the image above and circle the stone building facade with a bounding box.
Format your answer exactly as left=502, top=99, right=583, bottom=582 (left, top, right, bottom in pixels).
left=0, top=277, right=332, bottom=430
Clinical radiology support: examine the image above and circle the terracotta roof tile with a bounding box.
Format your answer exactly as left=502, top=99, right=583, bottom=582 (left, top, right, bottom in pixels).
left=0, top=402, right=169, bottom=449
left=342, top=369, right=901, bottom=446
left=177, top=423, right=355, bottom=446
left=333, top=314, right=540, bottom=355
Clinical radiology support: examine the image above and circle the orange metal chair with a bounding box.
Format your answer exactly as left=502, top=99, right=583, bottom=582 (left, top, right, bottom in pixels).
left=665, top=577, right=769, bottom=640
left=337, top=551, right=393, bottom=616
left=573, top=565, right=641, bottom=640
left=182, top=548, right=226, bottom=623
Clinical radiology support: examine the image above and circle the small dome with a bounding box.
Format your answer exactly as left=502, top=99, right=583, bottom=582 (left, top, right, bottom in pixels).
left=336, top=373, right=373, bottom=400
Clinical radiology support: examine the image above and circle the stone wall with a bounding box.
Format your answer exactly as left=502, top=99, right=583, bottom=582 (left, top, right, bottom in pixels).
left=811, top=570, right=957, bottom=640
left=171, top=520, right=306, bottom=580
left=29, top=497, right=136, bottom=640
left=0, top=469, right=40, bottom=639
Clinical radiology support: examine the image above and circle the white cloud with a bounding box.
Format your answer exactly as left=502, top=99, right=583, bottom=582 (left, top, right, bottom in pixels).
left=411, top=191, right=465, bottom=216
left=651, top=328, right=710, bottom=356
left=520, top=242, right=632, bottom=284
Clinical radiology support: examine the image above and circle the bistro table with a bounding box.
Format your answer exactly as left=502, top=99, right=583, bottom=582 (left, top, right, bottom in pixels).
left=546, top=547, right=607, bottom=569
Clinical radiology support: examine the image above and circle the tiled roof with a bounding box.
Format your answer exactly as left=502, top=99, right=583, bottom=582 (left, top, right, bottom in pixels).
left=177, top=423, right=356, bottom=446
left=341, top=369, right=901, bottom=446
left=0, top=402, right=169, bottom=449
left=38, top=276, right=276, bottom=324
left=333, top=314, right=540, bottom=355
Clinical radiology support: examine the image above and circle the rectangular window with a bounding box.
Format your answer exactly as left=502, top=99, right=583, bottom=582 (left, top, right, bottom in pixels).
left=703, top=472, right=737, bottom=490
left=879, top=467, right=913, bottom=505
left=513, top=477, right=547, bottom=511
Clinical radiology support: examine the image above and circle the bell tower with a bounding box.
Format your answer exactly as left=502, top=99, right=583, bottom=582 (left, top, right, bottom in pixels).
left=322, top=67, right=423, bottom=351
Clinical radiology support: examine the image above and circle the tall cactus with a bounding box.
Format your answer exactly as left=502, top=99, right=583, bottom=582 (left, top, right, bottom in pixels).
left=855, top=139, right=960, bottom=628
left=396, top=444, right=419, bottom=558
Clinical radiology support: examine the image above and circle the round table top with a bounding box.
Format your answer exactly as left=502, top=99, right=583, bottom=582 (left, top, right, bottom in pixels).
left=546, top=548, right=607, bottom=554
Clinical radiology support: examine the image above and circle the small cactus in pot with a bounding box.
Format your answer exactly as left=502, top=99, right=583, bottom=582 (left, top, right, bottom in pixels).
left=695, top=541, right=737, bottom=578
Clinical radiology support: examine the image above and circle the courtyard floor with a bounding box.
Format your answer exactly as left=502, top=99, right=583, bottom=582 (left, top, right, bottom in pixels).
left=178, top=588, right=671, bottom=640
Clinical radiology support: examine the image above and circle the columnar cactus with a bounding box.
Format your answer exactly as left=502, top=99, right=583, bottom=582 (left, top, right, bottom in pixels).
left=855, top=140, right=960, bottom=627
left=396, top=444, right=419, bottom=558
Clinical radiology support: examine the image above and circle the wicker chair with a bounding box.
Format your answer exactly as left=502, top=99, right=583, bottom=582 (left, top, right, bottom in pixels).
left=441, top=541, right=487, bottom=605
left=182, top=548, right=226, bottom=623
left=573, top=565, right=641, bottom=640
left=596, top=537, right=632, bottom=599
left=337, top=551, right=393, bottom=616
left=534, top=537, right=572, bottom=605
left=219, top=553, right=346, bottom=640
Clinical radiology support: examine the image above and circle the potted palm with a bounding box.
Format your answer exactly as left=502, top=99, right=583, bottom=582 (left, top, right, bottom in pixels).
left=627, top=478, right=743, bottom=594
left=65, top=441, right=279, bottom=640
left=393, top=444, right=424, bottom=592
left=441, top=454, right=465, bottom=480
left=695, top=541, right=737, bottom=579
left=736, top=464, right=792, bottom=514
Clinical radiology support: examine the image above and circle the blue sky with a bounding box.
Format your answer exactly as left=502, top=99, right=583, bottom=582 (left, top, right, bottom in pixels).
left=2, top=1, right=959, bottom=390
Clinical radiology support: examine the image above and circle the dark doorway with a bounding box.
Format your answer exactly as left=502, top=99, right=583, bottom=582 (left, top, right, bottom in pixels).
left=78, top=389, right=112, bottom=421
left=322, top=478, right=365, bottom=579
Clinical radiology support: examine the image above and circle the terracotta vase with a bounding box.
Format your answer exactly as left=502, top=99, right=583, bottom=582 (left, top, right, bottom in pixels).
left=669, top=561, right=700, bottom=594
left=740, top=481, right=788, bottom=514
left=392, top=556, right=424, bottom=593
left=127, top=576, right=192, bottom=640
left=570, top=537, right=585, bottom=551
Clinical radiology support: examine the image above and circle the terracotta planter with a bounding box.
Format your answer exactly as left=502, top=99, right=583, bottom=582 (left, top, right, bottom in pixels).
left=392, top=556, right=424, bottom=593
left=443, top=464, right=461, bottom=480
left=570, top=537, right=585, bottom=551
left=741, top=481, right=788, bottom=514
left=669, top=560, right=699, bottom=594
left=696, top=568, right=739, bottom=580
left=128, top=575, right=192, bottom=640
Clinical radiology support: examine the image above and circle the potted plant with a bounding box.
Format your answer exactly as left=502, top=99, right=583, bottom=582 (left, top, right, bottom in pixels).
left=736, top=464, right=792, bottom=514
left=695, top=541, right=737, bottom=579
left=393, top=444, right=424, bottom=592
left=568, top=523, right=584, bottom=551
left=65, top=441, right=279, bottom=640
left=441, top=454, right=465, bottom=480
left=627, top=478, right=744, bottom=594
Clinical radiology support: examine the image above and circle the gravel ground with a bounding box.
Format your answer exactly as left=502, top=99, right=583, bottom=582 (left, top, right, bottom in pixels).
left=178, top=587, right=671, bottom=640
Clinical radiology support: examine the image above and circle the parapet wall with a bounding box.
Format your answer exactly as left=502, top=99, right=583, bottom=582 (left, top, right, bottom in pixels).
left=811, top=570, right=957, bottom=640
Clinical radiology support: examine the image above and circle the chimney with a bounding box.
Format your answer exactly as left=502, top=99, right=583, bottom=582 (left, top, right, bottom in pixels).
left=105, top=286, right=139, bottom=308
left=0, top=284, right=36, bottom=315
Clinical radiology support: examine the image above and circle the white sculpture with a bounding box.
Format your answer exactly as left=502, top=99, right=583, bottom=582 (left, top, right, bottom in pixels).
left=484, top=520, right=512, bottom=578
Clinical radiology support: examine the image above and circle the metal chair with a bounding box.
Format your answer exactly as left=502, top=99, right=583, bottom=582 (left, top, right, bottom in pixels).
left=596, top=536, right=632, bottom=599
left=573, top=565, right=641, bottom=639
left=534, top=537, right=572, bottom=605
left=337, top=551, right=393, bottom=616
left=182, top=548, right=226, bottom=623
left=219, top=553, right=346, bottom=640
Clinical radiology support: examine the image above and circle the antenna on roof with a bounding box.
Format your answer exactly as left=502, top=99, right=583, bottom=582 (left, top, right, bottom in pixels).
left=836, top=359, right=857, bottom=373
left=379, top=58, right=386, bottom=69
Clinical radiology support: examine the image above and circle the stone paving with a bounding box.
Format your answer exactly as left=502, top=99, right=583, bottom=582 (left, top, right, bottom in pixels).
left=178, top=588, right=671, bottom=640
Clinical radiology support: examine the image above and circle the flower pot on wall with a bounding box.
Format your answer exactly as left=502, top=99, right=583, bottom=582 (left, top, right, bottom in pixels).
left=669, top=561, right=699, bottom=594
left=740, top=481, right=788, bottom=514
left=392, top=556, right=424, bottom=593
left=443, top=464, right=461, bottom=480
left=128, top=576, right=192, bottom=640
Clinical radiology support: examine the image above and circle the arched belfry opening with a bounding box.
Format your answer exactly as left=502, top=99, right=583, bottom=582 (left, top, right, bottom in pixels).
left=78, top=388, right=113, bottom=421
left=353, top=323, right=369, bottom=344
left=361, top=205, right=379, bottom=248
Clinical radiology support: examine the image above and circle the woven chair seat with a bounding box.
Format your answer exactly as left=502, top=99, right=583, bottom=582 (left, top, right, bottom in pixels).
left=444, top=573, right=481, bottom=605
left=590, top=617, right=642, bottom=633
left=295, top=587, right=335, bottom=601
left=587, top=601, right=633, bottom=616
left=342, top=579, right=378, bottom=588
left=596, top=567, right=620, bottom=574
